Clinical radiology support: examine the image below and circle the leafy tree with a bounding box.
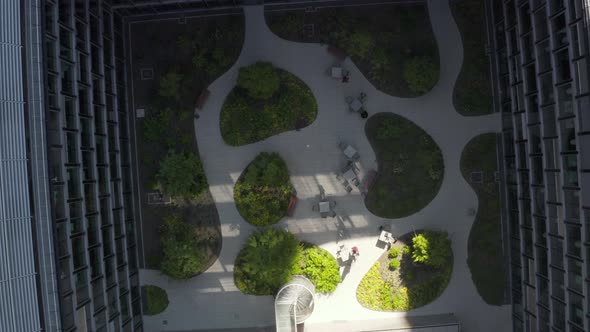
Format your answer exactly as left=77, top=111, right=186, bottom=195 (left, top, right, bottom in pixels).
left=143, top=108, right=171, bottom=142
left=156, top=151, right=207, bottom=200
left=348, top=31, right=375, bottom=58
left=403, top=56, right=439, bottom=95
left=158, top=69, right=183, bottom=101
left=234, top=152, right=293, bottom=226
left=296, top=247, right=341, bottom=293
left=160, top=215, right=206, bottom=279
left=237, top=62, right=280, bottom=100
left=412, top=231, right=451, bottom=268
left=234, top=228, right=302, bottom=295
left=412, top=233, right=430, bottom=264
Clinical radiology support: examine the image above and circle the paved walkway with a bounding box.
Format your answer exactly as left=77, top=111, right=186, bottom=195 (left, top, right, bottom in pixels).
left=140, top=1, right=512, bottom=331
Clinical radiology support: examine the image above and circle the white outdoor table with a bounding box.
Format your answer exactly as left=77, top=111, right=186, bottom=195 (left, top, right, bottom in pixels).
left=343, top=145, right=357, bottom=159
left=379, top=230, right=393, bottom=243
left=350, top=98, right=362, bottom=112
left=319, top=201, right=330, bottom=213
left=331, top=66, right=343, bottom=78
left=343, top=169, right=357, bottom=182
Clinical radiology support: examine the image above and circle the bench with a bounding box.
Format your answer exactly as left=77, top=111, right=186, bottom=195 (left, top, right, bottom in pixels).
left=287, top=196, right=298, bottom=217
left=195, top=89, right=211, bottom=110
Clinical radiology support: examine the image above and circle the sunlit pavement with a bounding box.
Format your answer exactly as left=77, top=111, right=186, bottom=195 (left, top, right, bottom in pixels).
left=140, top=1, right=512, bottom=331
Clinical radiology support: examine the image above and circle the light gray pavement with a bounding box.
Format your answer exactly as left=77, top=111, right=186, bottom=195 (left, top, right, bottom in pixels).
left=140, top=1, right=512, bottom=331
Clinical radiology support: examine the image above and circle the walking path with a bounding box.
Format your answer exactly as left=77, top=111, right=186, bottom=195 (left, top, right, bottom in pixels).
left=140, top=1, right=511, bottom=331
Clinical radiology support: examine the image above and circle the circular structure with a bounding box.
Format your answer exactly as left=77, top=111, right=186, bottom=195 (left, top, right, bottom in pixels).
left=275, top=276, right=316, bottom=327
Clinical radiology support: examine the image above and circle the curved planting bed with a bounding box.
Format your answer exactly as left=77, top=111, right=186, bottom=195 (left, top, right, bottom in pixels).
left=142, top=285, right=169, bottom=315
left=357, top=231, right=452, bottom=311
left=234, top=228, right=341, bottom=295
left=265, top=4, right=439, bottom=97
left=220, top=62, right=317, bottom=146
left=365, top=113, right=444, bottom=218
left=234, top=152, right=294, bottom=226
left=461, top=133, right=506, bottom=305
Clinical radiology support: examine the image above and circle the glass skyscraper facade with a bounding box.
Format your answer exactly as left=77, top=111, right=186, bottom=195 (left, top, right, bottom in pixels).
left=490, top=1, right=590, bottom=331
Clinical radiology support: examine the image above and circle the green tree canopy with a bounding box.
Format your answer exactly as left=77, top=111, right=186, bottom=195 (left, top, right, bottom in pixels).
left=403, top=56, right=439, bottom=94
left=160, top=215, right=206, bottom=279
left=234, top=152, right=293, bottom=226
left=348, top=31, right=375, bottom=59
left=412, top=231, right=451, bottom=268
left=158, top=69, right=183, bottom=101
left=237, top=62, right=280, bottom=100
left=157, top=151, right=207, bottom=200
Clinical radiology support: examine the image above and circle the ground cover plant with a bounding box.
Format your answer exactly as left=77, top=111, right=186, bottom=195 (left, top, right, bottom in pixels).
left=220, top=62, right=317, bottom=146
left=451, top=0, right=493, bottom=115
left=234, top=152, right=294, bottom=226
left=131, top=15, right=243, bottom=269
left=357, top=231, right=453, bottom=311
left=265, top=4, right=439, bottom=97
left=234, top=228, right=341, bottom=295
left=365, top=113, right=444, bottom=218
left=461, top=133, right=506, bottom=305
left=142, top=285, right=169, bottom=315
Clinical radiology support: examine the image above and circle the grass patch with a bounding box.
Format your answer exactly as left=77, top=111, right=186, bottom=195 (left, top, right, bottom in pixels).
left=357, top=231, right=453, bottom=311
left=234, top=152, right=294, bottom=226
left=265, top=4, right=438, bottom=97
left=461, top=133, right=506, bottom=305
left=451, top=0, right=493, bottom=115
left=142, top=285, right=169, bottom=315
left=220, top=63, right=317, bottom=146
left=234, top=228, right=341, bottom=295
left=365, top=113, right=444, bottom=218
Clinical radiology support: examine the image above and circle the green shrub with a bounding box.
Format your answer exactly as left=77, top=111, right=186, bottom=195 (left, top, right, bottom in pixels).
left=142, top=285, right=169, bottom=315
left=143, top=108, right=171, bottom=142
left=388, top=258, right=401, bottom=271
left=388, top=247, right=400, bottom=259
left=403, top=56, right=438, bottom=95
left=156, top=151, right=207, bottom=200
left=159, top=215, right=206, bottom=279
left=234, top=152, right=293, bottom=226
left=237, top=62, right=280, bottom=100
left=412, top=234, right=429, bottom=264
left=348, top=31, right=375, bottom=58
left=295, top=246, right=341, bottom=293
left=402, top=245, right=411, bottom=256
left=234, top=228, right=303, bottom=295
left=221, top=68, right=317, bottom=146
left=158, top=69, right=183, bottom=101
left=412, top=231, right=451, bottom=268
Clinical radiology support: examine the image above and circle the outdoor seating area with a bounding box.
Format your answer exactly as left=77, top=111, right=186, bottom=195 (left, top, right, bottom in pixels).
left=328, top=65, right=350, bottom=83
left=312, top=188, right=337, bottom=218
left=346, top=93, right=369, bottom=118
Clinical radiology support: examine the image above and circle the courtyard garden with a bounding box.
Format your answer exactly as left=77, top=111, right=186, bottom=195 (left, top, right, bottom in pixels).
left=234, top=228, right=341, bottom=295
left=142, top=285, right=169, bottom=316
left=234, top=152, right=294, bottom=226
left=220, top=62, right=318, bottom=146
left=131, top=14, right=244, bottom=271
left=461, top=133, right=506, bottom=305
left=357, top=231, right=453, bottom=311
left=265, top=4, right=439, bottom=97
left=451, top=0, right=494, bottom=115
left=365, top=113, right=444, bottom=218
